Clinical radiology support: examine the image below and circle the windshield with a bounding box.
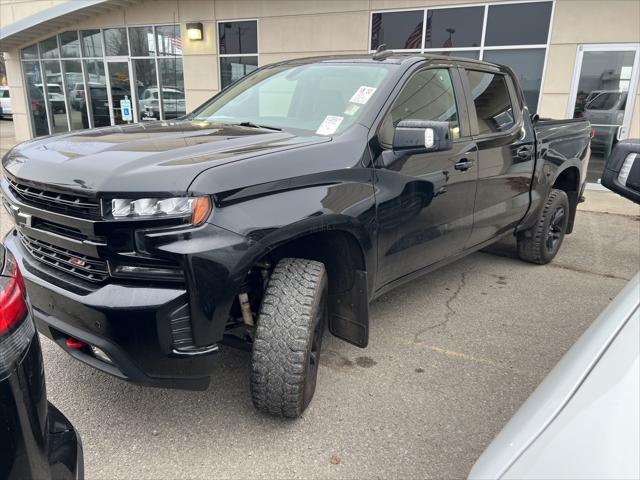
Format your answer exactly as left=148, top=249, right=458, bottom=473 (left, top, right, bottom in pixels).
left=192, top=63, right=395, bottom=135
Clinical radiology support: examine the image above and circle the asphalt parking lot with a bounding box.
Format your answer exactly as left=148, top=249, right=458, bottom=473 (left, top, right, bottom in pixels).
left=1, top=118, right=639, bottom=479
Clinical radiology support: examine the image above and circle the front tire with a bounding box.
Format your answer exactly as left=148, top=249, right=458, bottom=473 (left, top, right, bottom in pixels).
left=250, top=258, right=328, bottom=418
left=518, top=188, right=570, bottom=264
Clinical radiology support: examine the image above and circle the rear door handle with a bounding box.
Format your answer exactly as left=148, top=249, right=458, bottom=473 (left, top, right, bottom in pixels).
left=454, top=159, right=474, bottom=172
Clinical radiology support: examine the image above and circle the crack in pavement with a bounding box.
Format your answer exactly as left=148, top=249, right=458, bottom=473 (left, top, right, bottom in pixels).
left=548, top=262, right=630, bottom=281
left=413, top=271, right=467, bottom=344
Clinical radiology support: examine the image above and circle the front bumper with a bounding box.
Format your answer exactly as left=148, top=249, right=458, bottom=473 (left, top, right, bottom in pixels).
left=4, top=223, right=260, bottom=390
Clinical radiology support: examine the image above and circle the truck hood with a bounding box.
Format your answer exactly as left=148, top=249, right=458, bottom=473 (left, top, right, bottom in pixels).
left=2, top=120, right=330, bottom=194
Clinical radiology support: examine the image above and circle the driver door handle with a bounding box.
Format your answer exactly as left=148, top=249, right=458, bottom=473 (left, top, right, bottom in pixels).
left=454, top=159, right=474, bottom=172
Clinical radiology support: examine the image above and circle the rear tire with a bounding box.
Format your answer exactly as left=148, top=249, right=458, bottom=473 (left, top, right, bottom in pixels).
left=517, top=188, right=570, bottom=265
left=250, top=258, right=328, bottom=418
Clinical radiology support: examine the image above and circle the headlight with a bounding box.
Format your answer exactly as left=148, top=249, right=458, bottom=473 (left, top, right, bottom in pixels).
left=110, top=196, right=211, bottom=225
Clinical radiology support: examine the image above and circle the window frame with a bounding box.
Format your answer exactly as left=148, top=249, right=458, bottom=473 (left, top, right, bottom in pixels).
left=216, top=18, right=259, bottom=91
left=459, top=67, right=523, bottom=139
left=19, top=23, right=184, bottom=137
left=376, top=64, right=472, bottom=148
left=369, top=0, right=555, bottom=113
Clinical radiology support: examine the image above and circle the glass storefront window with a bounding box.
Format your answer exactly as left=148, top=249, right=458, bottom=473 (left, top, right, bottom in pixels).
left=371, top=2, right=553, bottom=113
left=104, top=28, right=129, bottom=56
left=483, top=49, right=545, bottom=114
left=81, top=30, right=103, bottom=57
left=158, top=57, right=186, bottom=119
left=62, top=60, right=86, bottom=130
left=22, top=24, right=185, bottom=134
left=428, top=50, right=480, bottom=60
left=23, top=61, right=50, bottom=137
left=129, top=27, right=155, bottom=56
left=39, top=36, right=59, bottom=59
left=484, top=2, right=552, bottom=46
left=218, top=21, right=258, bottom=55
left=42, top=61, right=69, bottom=133
left=156, top=25, right=182, bottom=56
left=21, top=44, right=39, bottom=60
left=220, top=56, right=258, bottom=90
left=425, top=7, right=483, bottom=49
left=133, top=59, right=159, bottom=120
left=83, top=59, right=108, bottom=128
left=370, top=11, right=424, bottom=50
left=59, top=31, right=80, bottom=58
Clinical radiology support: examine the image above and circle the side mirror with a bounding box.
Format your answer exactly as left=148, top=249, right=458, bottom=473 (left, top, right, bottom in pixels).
left=601, top=139, right=640, bottom=204
left=393, top=120, right=453, bottom=153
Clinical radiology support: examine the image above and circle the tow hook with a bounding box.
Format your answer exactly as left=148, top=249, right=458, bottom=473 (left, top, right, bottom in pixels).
left=66, top=337, right=86, bottom=349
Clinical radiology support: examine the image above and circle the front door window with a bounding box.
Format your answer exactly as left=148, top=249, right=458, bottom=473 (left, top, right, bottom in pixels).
left=570, top=46, right=640, bottom=183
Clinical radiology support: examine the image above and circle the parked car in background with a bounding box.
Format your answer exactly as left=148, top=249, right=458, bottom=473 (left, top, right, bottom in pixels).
left=583, top=90, right=628, bottom=158
left=469, top=140, right=640, bottom=480
left=0, top=86, right=13, bottom=118
left=139, top=87, right=186, bottom=118
left=35, top=83, right=66, bottom=114
left=79, top=84, right=129, bottom=127
left=0, top=244, right=83, bottom=480
left=2, top=53, right=591, bottom=418
left=70, top=83, right=87, bottom=111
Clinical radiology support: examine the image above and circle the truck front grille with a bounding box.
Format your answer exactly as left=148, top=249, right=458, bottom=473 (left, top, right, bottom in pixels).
left=18, top=232, right=109, bottom=283
left=8, top=177, right=101, bottom=219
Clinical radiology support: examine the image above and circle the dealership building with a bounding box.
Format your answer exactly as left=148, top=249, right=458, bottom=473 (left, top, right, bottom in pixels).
left=1, top=0, right=639, bottom=182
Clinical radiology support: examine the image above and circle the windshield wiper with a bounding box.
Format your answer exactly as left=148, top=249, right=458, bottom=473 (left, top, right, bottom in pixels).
left=234, top=121, right=282, bottom=131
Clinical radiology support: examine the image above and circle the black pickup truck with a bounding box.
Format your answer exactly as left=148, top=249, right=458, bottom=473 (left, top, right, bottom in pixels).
left=2, top=53, right=591, bottom=417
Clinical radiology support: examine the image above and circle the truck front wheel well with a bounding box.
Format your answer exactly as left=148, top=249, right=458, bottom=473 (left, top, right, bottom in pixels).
left=235, top=230, right=370, bottom=348
left=552, top=166, right=580, bottom=234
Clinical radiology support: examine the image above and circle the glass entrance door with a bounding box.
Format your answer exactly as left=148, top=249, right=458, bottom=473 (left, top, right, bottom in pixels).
left=106, top=60, right=135, bottom=125
left=568, top=44, right=640, bottom=183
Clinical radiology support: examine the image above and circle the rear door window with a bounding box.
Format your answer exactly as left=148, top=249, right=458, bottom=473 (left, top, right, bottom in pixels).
left=465, top=70, right=515, bottom=135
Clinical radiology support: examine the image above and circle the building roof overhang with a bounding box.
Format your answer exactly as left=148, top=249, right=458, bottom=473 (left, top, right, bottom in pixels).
left=0, top=0, right=136, bottom=51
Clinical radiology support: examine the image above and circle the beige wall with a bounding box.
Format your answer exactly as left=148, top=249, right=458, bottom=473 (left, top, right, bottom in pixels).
left=2, top=0, right=640, bottom=141
left=0, top=0, right=66, bottom=30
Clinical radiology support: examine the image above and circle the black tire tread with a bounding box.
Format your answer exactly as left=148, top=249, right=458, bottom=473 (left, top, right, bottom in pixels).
left=518, top=188, right=569, bottom=265
left=250, top=258, right=326, bottom=418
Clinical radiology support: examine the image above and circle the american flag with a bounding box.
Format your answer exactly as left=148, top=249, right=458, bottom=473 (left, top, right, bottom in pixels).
left=424, top=14, right=432, bottom=47
left=404, top=21, right=423, bottom=49
left=371, top=13, right=382, bottom=48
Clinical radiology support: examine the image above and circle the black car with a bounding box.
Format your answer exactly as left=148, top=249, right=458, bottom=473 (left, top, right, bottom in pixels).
left=2, top=52, right=592, bottom=418
left=0, top=244, right=83, bottom=480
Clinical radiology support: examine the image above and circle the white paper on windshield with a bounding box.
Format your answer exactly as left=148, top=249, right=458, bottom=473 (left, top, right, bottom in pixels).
left=349, top=86, right=377, bottom=105
left=316, top=115, right=344, bottom=135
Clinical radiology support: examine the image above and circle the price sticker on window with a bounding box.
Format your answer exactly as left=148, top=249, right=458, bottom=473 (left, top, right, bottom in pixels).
left=316, top=115, right=344, bottom=135
left=349, top=86, right=377, bottom=105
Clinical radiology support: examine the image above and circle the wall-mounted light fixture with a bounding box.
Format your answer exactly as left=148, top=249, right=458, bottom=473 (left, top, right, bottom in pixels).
left=186, top=22, right=203, bottom=41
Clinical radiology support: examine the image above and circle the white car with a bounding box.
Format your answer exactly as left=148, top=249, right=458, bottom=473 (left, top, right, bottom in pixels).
left=139, top=87, right=185, bottom=118
left=35, top=83, right=66, bottom=113
left=0, top=86, right=12, bottom=118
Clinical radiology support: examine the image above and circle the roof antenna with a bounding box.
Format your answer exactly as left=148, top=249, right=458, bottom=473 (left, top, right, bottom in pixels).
left=373, top=43, right=393, bottom=60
